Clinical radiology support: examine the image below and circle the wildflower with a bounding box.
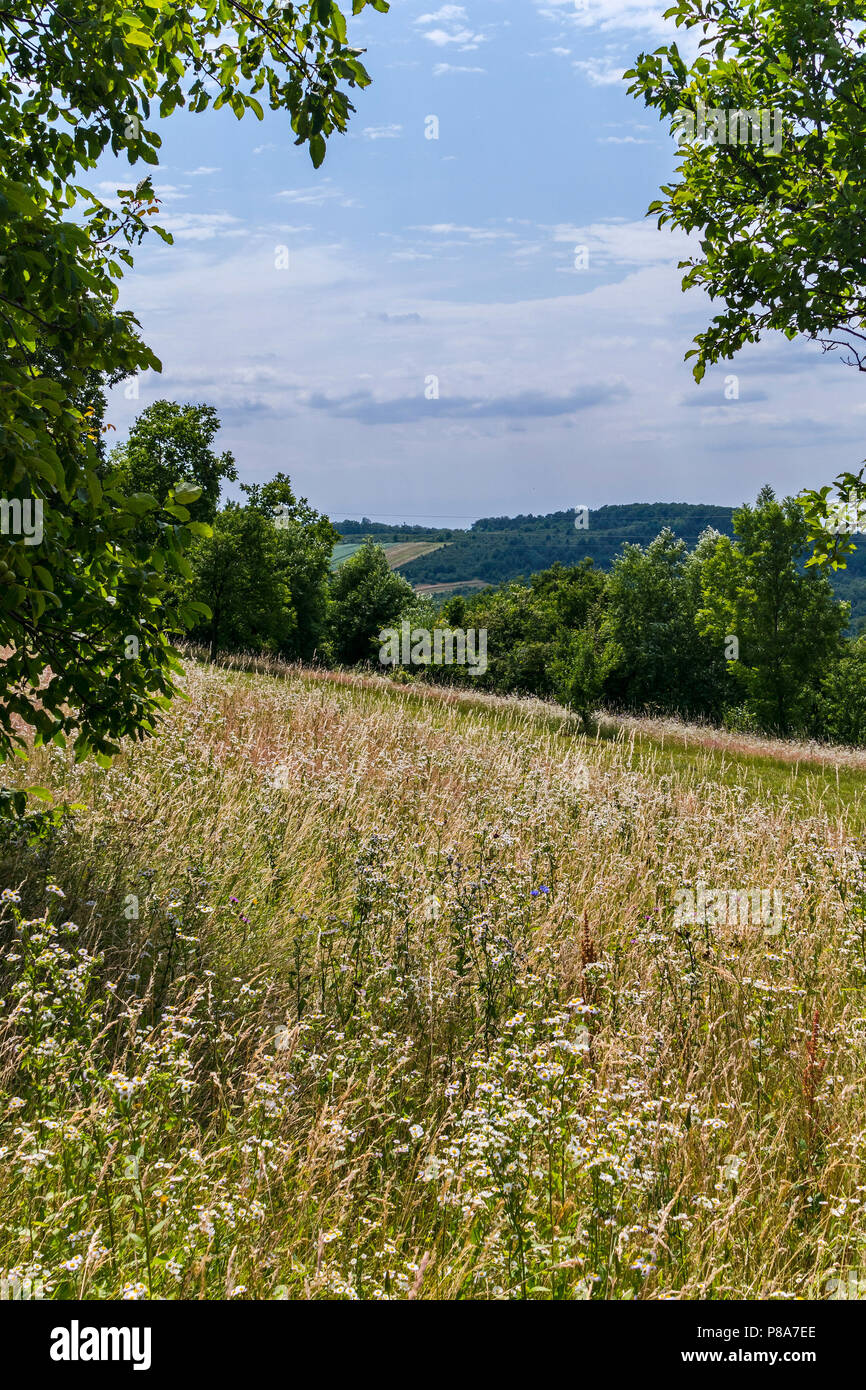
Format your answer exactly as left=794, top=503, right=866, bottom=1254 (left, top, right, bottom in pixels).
left=46, top=884, right=65, bottom=898
left=1, top=889, right=21, bottom=905
left=120, top=1282, right=148, bottom=1300
left=107, top=1072, right=143, bottom=1098
left=409, top=1124, right=424, bottom=1141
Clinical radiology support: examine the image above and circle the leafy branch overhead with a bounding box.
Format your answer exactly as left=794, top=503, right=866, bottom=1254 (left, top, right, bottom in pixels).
left=626, top=0, right=866, bottom=570
left=626, top=0, right=866, bottom=380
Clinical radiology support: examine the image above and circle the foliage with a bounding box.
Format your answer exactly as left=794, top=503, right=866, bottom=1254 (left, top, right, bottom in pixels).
left=185, top=504, right=296, bottom=660
left=109, top=401, right=238, bottom=526
left=550, top=627, right=606, bottom=729
left=626, top=0, right=866, bottom=379
left=602, top=528, right=728, bottom=719
left=243, top=473, right=338, bottom=661
left=819, top=638, right=866, bottom=747
left=0, top=472, right=208, bottom=764
left=329, top=540, right=416, bottom=665
left=430, top=560, right=604, bottom=698
left=399, top=504, right=737, bottom=588
left=342, top=505, right=866, bottom=630
left=698, top=487, right=847, bottom=734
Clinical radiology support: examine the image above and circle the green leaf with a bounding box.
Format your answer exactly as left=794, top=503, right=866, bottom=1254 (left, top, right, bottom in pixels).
left=173, top=482, right=202, bottom=505
left=26, top=786, right=54, bottom=803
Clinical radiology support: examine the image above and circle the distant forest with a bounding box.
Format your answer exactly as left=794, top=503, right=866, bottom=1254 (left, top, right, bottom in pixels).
left=335, top=504, right=866, bottom=628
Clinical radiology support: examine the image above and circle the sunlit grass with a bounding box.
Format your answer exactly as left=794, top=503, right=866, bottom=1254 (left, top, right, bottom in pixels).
left=2, top=658, right=866, bottom=1299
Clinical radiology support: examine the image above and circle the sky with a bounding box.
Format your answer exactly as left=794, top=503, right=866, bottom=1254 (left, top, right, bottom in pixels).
left=102, top=0, right=866, bottom=527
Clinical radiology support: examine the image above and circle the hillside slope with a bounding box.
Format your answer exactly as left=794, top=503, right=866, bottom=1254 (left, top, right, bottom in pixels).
left=3, top=660, right=866, bottom=1299
left=335, top=504, right=866, bottom=626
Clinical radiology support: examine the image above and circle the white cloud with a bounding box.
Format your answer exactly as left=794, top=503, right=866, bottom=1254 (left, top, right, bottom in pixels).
left=572, top=58, right=626, bottom=86
left=433, top=63, right=486, bottom=76
left=534, top=0, right=678, bottom=34
left=276, top=181, right=359, bottom=208
left=422, top=26, right=483, bottom=46
left=410, top=223, right=515, bottom=242
left=97, top=180, right=189, bottom=203
left=551, top=218, right=694, bottom=267
left=156, top=211, right=244, bottom=241
left=416, top=3, right=485, bottom=49
left=185, top=166, right=221, bottom=176
left=110, top=229, right=866, bottom=519
left=417, top=4, right=468, bottom=20
left=363, top=124, right=403, bottom=140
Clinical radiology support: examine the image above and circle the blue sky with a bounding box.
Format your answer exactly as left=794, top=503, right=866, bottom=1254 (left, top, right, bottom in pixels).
left=103, top=0, right=866, bottom=526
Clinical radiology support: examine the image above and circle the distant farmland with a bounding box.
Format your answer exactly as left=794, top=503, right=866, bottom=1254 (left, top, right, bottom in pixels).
left=414, top=578, right=488, bottom=596
left=330, top=539, right=445, bottom=573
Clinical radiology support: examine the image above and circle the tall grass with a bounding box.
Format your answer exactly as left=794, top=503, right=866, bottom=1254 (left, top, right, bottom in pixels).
left=2, top=659, right=866, bottom=1299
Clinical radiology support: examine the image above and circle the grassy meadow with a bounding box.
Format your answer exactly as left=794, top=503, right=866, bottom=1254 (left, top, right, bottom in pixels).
left=3, top=658, right=866, bottom=1299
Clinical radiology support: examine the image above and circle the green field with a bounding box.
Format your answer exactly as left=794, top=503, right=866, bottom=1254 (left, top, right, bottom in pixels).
left=330, top=538, right=446, bottom=575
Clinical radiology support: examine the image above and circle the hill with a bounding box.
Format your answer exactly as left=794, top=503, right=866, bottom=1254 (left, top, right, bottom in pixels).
left=334, top=504, right=866, bottom=627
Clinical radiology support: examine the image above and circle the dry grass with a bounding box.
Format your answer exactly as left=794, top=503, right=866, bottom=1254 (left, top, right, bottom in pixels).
left=2, top=658, right=866, bottom=1300
left=382, top=540, right=445, bottom=568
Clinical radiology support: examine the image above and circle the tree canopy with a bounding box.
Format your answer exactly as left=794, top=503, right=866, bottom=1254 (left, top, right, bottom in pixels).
left=110, top=401, right=238, bottom=525
left=626, top=0, right=866, bottom=379
left=626, top=0, right=866, bottom=570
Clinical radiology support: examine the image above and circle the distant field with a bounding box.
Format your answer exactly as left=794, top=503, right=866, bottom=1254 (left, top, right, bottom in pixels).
left=415, top=578, right=489, bottom=595
left=383, top=540, right=445, bottom=567
left=329, top=541, right=363, bottom=570
left=330, top=538, right=446, bottom=574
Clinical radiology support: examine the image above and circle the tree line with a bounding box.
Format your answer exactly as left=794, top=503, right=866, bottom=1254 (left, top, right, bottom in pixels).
left=115, top=402, right=866, bottom=746
left=432, top=494, right=865, bottom=743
